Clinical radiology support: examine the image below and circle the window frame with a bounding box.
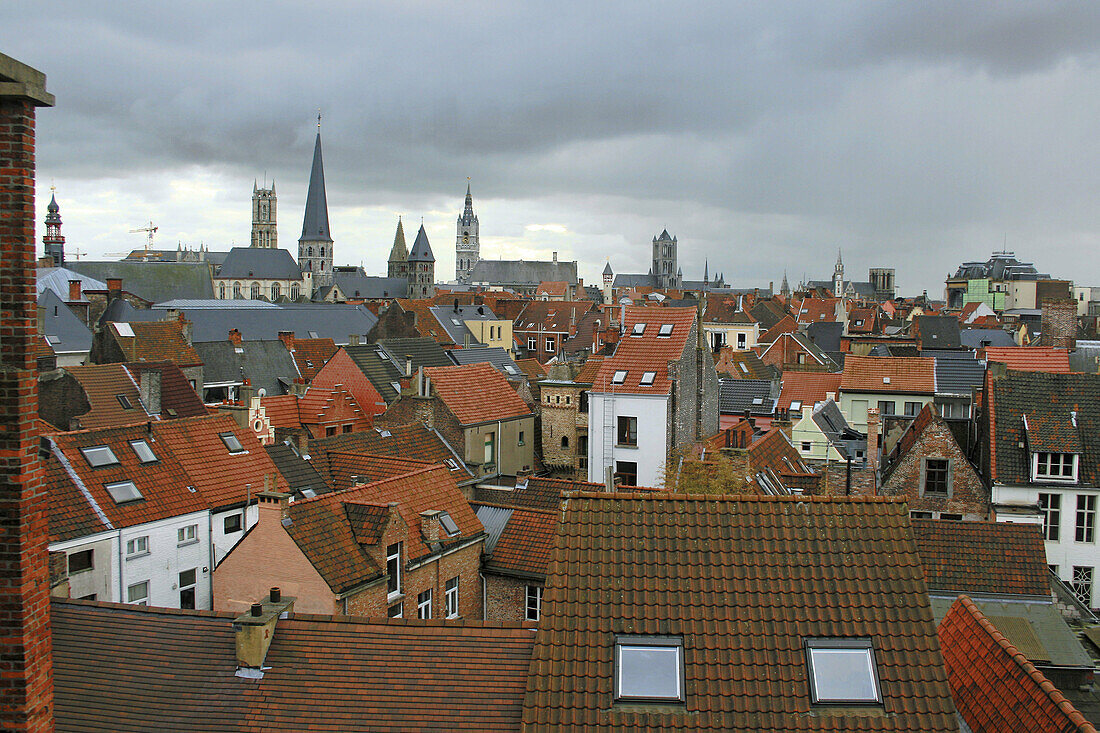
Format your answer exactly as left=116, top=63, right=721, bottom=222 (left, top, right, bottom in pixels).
left=1040, top=493, right=1061, bottom=541
left=630, top=323, right=646, bottom=337
left=1034, top=452, right=1078, bottom=483
left=616, top=416, right=638, bottom=447
left=68, top=549, right=94, bottom=574
left=613, top=635, right=685, bottom=703
left=804, top=638, right=882, bottom=705
left=1072, top=565, right=1094, bottom=607
left=611, top=370, right=627, bottom=385
left=1076, top=494, right=1096, bottom=544
left=105, top=480, right=143, bottom=504
left=127, top=580, right=149, bottom=606
left=223, top=513, right=243, bottom=534
left=125, top=535, right=149, bottom=559
left=417, top=589, right=432, bottom=619
left=177, top=523, right=198, bottom=546
left=657, top=324, right=673, bottom=337
left=386, top=542, right=402, bottom=599
left=640, top=371, right=656, bottom=386
left=80, top=445, right=120, bottom=468
left=128, top=439, right=157, bottom=464
left=219, top=432, right=245, bottom=454
left=921, top=458, right=951, bottom=498
left=525, top=584, right=542, bottom=622
left=445, top=577, right=460, bottom=619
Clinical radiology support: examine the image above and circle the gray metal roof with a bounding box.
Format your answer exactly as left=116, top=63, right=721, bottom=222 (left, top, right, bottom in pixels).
left=37, top=290, right=92, bottom=356
left=191, top=340, right=297, bottom=395
left=407, top=224, right=435, bottom=263
left=299, top=132, right=332, bottom=243
left=332, top=272, right=408, bottom=299
left=156, top=299, right=277, bottom=309
left=470, top=259, right=578, bottom=286
left=718, top=379, right=777, bottom=415
left=612, top=273, right=657, bottom=288
left=126, top=303, right=378, bottom=344
left=70, top=261, right=215, bottom=302
left=933, top=355, right=985, bottom=398
left=474, top=504, right=514, bottom=554
left=1070, top=341, right=1100, bottom=375
left=429, top=304, right=500, bottom=346
left=960, top=328, right=1016, bottom=348
left=449, top=346, right=525, bottom=378
left=806, top=321, right=843, bottom=352
left=215, top=247, right=302, bottom=280
left=36, top=267, right=106, bottom=301
left=915, top=315, right=962, bottom=349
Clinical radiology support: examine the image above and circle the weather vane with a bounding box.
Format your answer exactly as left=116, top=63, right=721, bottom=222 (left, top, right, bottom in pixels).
left=317, top=108, right=322, bottom=130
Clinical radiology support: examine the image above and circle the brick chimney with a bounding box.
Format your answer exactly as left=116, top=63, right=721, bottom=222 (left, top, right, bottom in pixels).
left=67, top=279, right=81, bottom=302
left=420, top=509, right=442, bottom=543
left=866, top=407, right=880, bottom=490
left=233, top=587, right=295, bottom=671
left=1040, top=298, right=1077, bottom=350
left=138, top=368, right=162, bottom=415
left=177, top=311, right=193, bottom=345
left=106, top=277, right=122, bottom=303
left=277, top=331, right=295, bottom=350
left=228, top=328, right=243, bottom=346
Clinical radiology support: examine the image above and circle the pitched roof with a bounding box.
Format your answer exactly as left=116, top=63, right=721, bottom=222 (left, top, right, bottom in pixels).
left=110, top=319, right=203, bottom=366
left=407, top=224, right=435, bottom=262
left=535, top=281, right=568, bottom=298
left=324, top=344, right=403, bottom=404
left=714, top=348, right=773, bottom=380
left=260, top=394, right=300, bottom=429
left=423, top=362, right=532, bottom=425
left=985, top=346, right=1072, bottom=373
left=938, top=595, right=1097, bottom=733
left=523, top=494, right=957, bottom=731
left=308, top=424, right=473, bottom=483
left=70, top=261, right=215, bottom=301
left=394, top=299, right=456, bottom=344
left=299, top=132, right=332, bottom=243
left=914, top=315, right=962, bottom=349
left=758, top=314, right=798, bottom=343
left=37, top=289, right=92, bottom=356
left=52, top=600, right=536, bottom=732
left=591, top=305, right=696, bottom=395
left=284, top=336, right=338, bottom=381
left=469, top=259, right=578, bottom=286
left=841, top=355, right=936, bottom=394
left=912, top=519, right=1050, bottom=597
left=572, top=355, right=603, bottom=385
left=192, top=340, right=298, bottom=396
left=136, top=303, right=378, bottom=344
left=376, top=336, right=454, bottom=370
left=479, top=506, right=557, bottom=578
left=514, top=300, right=593, bottom=332
left=778, top=371, right=842, bottom=411
left=264, top=443, right=330, bottom=498
left=284, top=488, right=386, bottom=593
left=933, top=354, right=984, bottom=397
left=718, top=378, right=775, bottom=415
left=58, top=362, right=207, bottom=429
left=330, top=272, right=408, bottom=299
left=794, top=296, right=839, bottom=324
left=960, top=328, right=1015, bottom=348
left=318, top=452, right=436, bottom=492
left=749, top=298, right=789, bottom=330
left=472, top=476, right=606, bottom=511
left=216, top=247, right=303, bottom=280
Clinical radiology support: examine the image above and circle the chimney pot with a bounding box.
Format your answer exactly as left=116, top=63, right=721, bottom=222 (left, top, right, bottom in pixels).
left=250, top=603, right=263, bottom=617
left=404, top=354, right=413, bottom=378
left=269, top=587, right=281, bottom=603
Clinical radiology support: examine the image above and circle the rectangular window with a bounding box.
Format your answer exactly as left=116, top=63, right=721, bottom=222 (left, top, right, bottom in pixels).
left=125, top=536, right=148, bottom=558
left=737, top=333, right=746, bottom=348
left=526, top=584, right=542, bottom=622
left=939, top=513, right=963, bottom=521
left=545, top=337, right=555, bottom=352
left=68, top=549, right=93, bottom=574
left=116, top=394, right=133, bottom=410
left=179, top=568, right=197, bottom=610
left=177, top=524, right=198, bottom=545
left=904, top=402, right=921, bottom=416
left=922, top=459, right=950, bottom=497
left=877, top=401, right=895, bottom=416
left=611, top=370, right=627, bottom=385
left=805, top=638, right=881, bottom=704
left=1073, top=566, right=1094, bottom=607
left=387, top=603, right=402, bottom=618
left=1036, top=452, right=1077, bottom=481
left=80, top=445, right=119, bottom=467
left=518, top=430, right=525, bottom=446
left=223, top=513, right=243, bottom=533
left=615, top=461, right=638, bottom=487
left=105, top=480, right=143, bottom=504
left=1076, top=495, right=1096, bottom=543
left=325, top=426, right=337, bottom=437
left=342, top=424, right=353, bottom=434
left=801, top=441, right=812, bottom=452
left=1040, top=493, right=1061, bottom=541
left=640, top=371, right=656, bottom=386
left=909, top=510, right=934, bottom=519
left=658, top=324, right=673, bottom=337
left=617, top=416, right=638, bottom=447
left=614, top=636, right=684, bottom=702
left=127, top=581, right=149, bottom=606
left=527, top=336, right=537, bottom=351
left=445, top=577, right=459, bottom=619
left=484, top=432, right=495, bottom=464
left=631, top=323, right=646, bottom=337
left=417, top=589, right=432, bottom=619
left=387, top=542, right=402, bottom=597
left=438, top=512, right=459, bottom=536
left=129, top=439, right=157, bottom=463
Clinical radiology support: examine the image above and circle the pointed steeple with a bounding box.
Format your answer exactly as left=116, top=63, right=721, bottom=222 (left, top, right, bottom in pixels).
left=459, top=179, right=477, bottom=226
left=780, top=270, right=790, bottom=296
left=45, top=192, right=60, bottom=224
left=299, top=131, right=332, bottom=243
left=408, top=224, right=435, bottom=262
left=602, top=261, right=613, bottom=276
left=388, top=217, right=408, bottom=263
left=704, top=259, right=709, bottom=283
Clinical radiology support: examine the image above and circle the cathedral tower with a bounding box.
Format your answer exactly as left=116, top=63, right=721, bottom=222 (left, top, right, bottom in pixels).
left=251, top=180, right=277, bottom=248
left=833, top=249, right=844, bottom=297
left=455, top=181, right=479, bottom=283
left=43, top=189, right=64, bottom=266
left=652, top=229, right=679, bottom=289
left=387, top=216, right=408, bottom=280
left=298, top=117, right=333, bottom=288
left=408, top=223, right=436, bottom=298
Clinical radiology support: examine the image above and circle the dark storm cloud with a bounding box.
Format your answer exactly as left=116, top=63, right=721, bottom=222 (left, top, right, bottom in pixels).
left=6, top=1, right=1100, bottom=292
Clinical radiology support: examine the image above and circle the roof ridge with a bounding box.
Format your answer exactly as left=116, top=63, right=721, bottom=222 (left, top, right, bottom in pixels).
left=564, top=491, right=902, bottom=503
left=471, top=501, right=557, bottom=516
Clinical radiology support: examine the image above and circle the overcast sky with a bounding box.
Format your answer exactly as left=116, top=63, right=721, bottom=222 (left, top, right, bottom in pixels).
left=8, top=2, right=1100, bottom=296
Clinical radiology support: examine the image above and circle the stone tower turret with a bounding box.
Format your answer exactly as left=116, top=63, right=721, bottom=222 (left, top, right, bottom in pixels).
left=833, top=249, right=844, bottom=298
left=455, top=181, right=480, bottom=283
left=43, top=189, right=64, bottom=266
left=652, top=230, right=679, bottom=289
left=408, top=223, right=436, bottom=298
left=251, top=180, right=277, bottom=248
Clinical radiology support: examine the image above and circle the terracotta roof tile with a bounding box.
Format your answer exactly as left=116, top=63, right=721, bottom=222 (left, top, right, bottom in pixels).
left=794, top=297, right=840, bottom=325
left=309, top=424, right=473, bottom=483
left=572, top=356, right=604, bottom=385
left=285, top=336, right=338, bottom=381
left=423, top=362, right=532, bottom=425
left=985, top=346, right=1072, bottom=373
left=260, top=394, right=300, bottom=429
left=396, top=298, right=455, bottom=345
left=778, top=371, right=843, bottom=411
left=535, top=281, right=569, bottom=298
left=321, top=452, right=436, bottom=492
left=758, top=314, right=799, bottom=343
left=514, top=300, right=594, bottom=333
left=472, top=476, right=606, bottom=511
left=111, top=319, right=202, bottom=367
left=912, top=519, right=1050, bottom=596
left=840, top=355, right=936, bottom=394
left=591, top=305, right=696, bottom=395
left=59, top=362, right=206, bottom=430
left=938, top=595, right=1097, bottom=733
left=284, top=489, right=386, bottom=594
left=484, top=507, right=557, bottom=577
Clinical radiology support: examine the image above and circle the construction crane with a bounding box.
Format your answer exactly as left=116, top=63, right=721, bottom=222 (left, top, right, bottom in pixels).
left=129, top=221, right=158, bottom=251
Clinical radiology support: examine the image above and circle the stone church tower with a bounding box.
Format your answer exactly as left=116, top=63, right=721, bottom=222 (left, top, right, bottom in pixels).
left=408, top=223, right=436, bottom=298
left=387, top=216, right=408, bottom=280
left=833, top=249, right=844, bottom=297
left=251, top=180, right=277, bottom=248
left=43, top=189, right=64, bottom=266
left=652, top=229, right=681, bottom=289
left=298, top=119, right=333, bottom=287
left=455, top=181, right=479, bottom=283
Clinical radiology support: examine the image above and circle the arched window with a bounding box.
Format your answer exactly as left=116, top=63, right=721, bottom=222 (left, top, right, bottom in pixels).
left=232, top=282, right=242, bottom=299
left=320, top=247, right=325, bottom=257
left=250, top=282, right=261, bottom=299
left=218, top=283, right=226, bottom=299
left=270, top=282, right=281, bottom=300
left=320, top=261, right=325, bottom=271
left=561, top=436, right=569, bottom=450
left=308, top=246, right=313, bottom=257
left=290, top=284, right=300, bottom=300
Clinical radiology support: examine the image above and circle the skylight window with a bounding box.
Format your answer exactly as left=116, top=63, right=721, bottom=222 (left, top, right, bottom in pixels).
left=614, top=636, right=684, bottom=702
left=219, top=432, right=245, bottom=453
left=738, top=363, right=748, bottom=373
left=105, top=480, right=143, bottom=504
left=129, top=440, right=157, bottom=463
left=308, top=331, right=319, bottom=339
left=752, top=397, right=764, bottom=405
left=790, top=401, right=802, bottom=411
left=640, top=371, right=657, bottom=386
left=438, top=512, right=460, bottom=536
left=631, top=323, right=646, bottom=337
left=611, top=370, right=627, bottom=385
left=805, top=639, right=881, bottom=705
left=80, top=445, right=119, bottom=468
left=658, top=324, right=674, bottom=337
left=45, top=335, right=61, bottom=344
left=116, top=394, right=133, bottom=410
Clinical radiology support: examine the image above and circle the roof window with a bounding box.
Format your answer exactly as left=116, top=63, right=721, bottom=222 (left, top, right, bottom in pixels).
left=129, top=440, right=157, bottom=464
left=614, top=636, right=684, bottom=703
left=640, top=371, right=656, bottom=386
left=790, top=401, right=802, bottom=411
left=104, top=480, right=143, bottom=504
left=738, top=363, right=748, bottom=373
left=882, top=377, right=891, bottom=384
left=630, top=323, right=646, bottom=337
left=45, top=335, right=61, bottom=345
left=611, top=370, right=627, bottom=385
left=308, top=331, right=319, bottom=339
left=80, top=445, right=119, bottom=468
left=438, top=511, right=460, bottom=536
left=805, top=638, right=881, bottom=705
left=752, top=397, right=764, bottom=405
left=657, top=324, right=674, bottom=337
left=116, top=394, right=133, bottom=410
left=219, top=432, right=245, bottom=454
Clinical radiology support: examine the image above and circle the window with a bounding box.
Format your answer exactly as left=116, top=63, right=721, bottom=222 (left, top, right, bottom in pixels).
left=658, top=324, right=673, bottom=337
left=640, top=371, right=656, bottom=386
left=877, top=401, right=895, bottom=416
left=1035, top=452, right=1077, bottom=482
left=81, top=445, right=119, bottom=467
left=417, top=589, right=432, bottom=619
left=342, top=424, right=353, bottom=434
left=561, top=435, right=570, bottom=450
left=177, top=524, right=198, bottom=545
left=439, top=512, right=460, bottom=536
left=387, top=542, right=402, bottom=597
left=129, top=439, right=156, bottom=463
left=116, top=394, right=133, bottom=410
left=545, top=337, right=555, bottom=352
left=518, top=430, right=525, bottom=446
left=105, top=480, right=143, bottom=504
left=939, top=513, right=963, bottom=521
left=445, top=577, right=460, bottom=619
left=904, top=402, right=921, bottom=416
left=801, top=441, right=811, bottom=452
left=614, top=636, right=684, bottom=702
left=127, top=581, right=149, bottom=606
left=631, top=323, right=646, bottom=337
left=325, top=426, right=337, bottom=437
left=790, top=401, right=803, bottom=412
left=922, top=459, right=950, bottom=497
left=219, top=283, right=226, bottom=299
left=527, top=336, right=537, bottom=351
left=219, top=432, right=245, bottom=453
left=910, top=510, right=934, bottom=519
left=617, top=416, right=638, bottom=446
left=224, top=513, right=243, bottom=534
left=125, top=536, right=148, bottom=558
left=68, top=549, right=93, bottom=574
left=805, top=639, right=881, bottom=704
left=270, top=282, right=281, bottom=300
left=387, top=603, right=403, bottom=618
left=179, top=568, right=197, bottom=610
left=1077, top=495, right=1096, bottom=543
left=250, top=282, right=261, bottom=300
left=233, top=282, right=242, bottom=298
left=526, top=584, right=542, bottom=622
left=615, top=461, right=638, bottom=487
left=290, top=284, right=300, bottom=300
left=611, top=370, right=627, bottom=385
left=1040, top=493, right=1061, bottom=541
left=737, top=333, right=746, bottom=348
left=1072, top=566, right=1094, bottom=606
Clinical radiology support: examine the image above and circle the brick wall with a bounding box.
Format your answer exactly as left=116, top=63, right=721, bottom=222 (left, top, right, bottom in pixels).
left=0, top=57, right=54, bottom=731
left=880, top=418, right=989, bottom=519
left=1040, top=298, right=1077, bottom=350
left=539, top=383, right=585, bottom=470
left=377, top=395, right=465, bottom=465
left=484, top=572, right=540, bottom=624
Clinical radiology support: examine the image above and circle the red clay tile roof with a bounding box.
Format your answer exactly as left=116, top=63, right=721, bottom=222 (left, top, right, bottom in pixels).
left=572, top=355, right=603, bottom=385
left=110, top=319, right=203, bottom=367
left=847, top=306, right=879, bottom=334
left=52, top=599, right=536, bottom=732
left=60, top=362, right=206, bottom=430
left=841, top=355, right=936, bottom=394
left=484, top=507, right=557, bottom=577
left=322, top=452, right=436, bottom=491
left=535, top=281, right=569, bottom=298
left=309, top=424, right=473, bottom=482
left=758, top=314, right=798, bottom=343
left=396, top=298, right=455, bottom=345
left=286, top=337, right=338, bottom=381
left=473, top=476, right=607, bottom=510
left=591, top=305, right=696, bottom=395
left=891, top=402, right=937, bottom=461
left=131, top=361, right=208, bottom=418
left=260, top=394, right=300, bottom=429
left=523, top=493, right=957, bottom=731
left=424, top=362, right=532, bottom=425
left=344, top=501, right=391, bottom=545
left=284, top=489, right=386, bottom=594
left=514, top=358, right=548, bottom=381
left=985, top=346, right=1072, bottom=374
left=778, top=371, right=842, bottom=411
left=714, top=347, right=772, bottom=380
left=702, top=294, right=755, bottom=325
left=938, top=595, right=1096, bottom=733
left=912, top=519, right=1050, bottom=596
left=794, top=297, right=840, bottom=325
left=296, top=385, right=369, bottom=427
left=514, top=300, right=594, bottom=333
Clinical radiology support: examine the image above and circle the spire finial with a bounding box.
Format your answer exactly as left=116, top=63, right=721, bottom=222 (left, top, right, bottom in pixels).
left=317, top=109, right=322, bottom=130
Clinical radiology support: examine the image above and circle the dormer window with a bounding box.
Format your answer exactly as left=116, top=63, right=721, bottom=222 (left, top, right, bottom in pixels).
left=805, top=638, right=881, bottom=705
left=614, top=636, right=684, bottom=703
left=630, top=323, right=646, bottom=337
left=640, top=372, right=656, bottom=386
left=657, top=324, right=673, bottom=337
left=1034, top=452, right=1078, bottom=482
left=611, top=370, right=627, bottom=385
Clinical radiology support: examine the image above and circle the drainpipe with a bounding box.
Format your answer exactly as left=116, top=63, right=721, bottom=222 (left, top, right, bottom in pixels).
left=117, top=527, right=124, bottom=603
left=207, top=510, right=214, bottom=608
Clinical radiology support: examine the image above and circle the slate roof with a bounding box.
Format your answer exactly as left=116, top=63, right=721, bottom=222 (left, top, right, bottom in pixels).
left=718, top=378, right=776, bottom=415
left=37, top=289, right=92, bottom=356
left=449, top=346, right=526, bottom=379
left=938, top=595, right=1096, bottom=733
left=960, top=328, right=1016, bottom=348
left=591, top=306, right=696, bottom=395
left=216, top=247, right=302, bottom=280
left=377, top=337, right=454, bottom=370
left=912, top=519, right=1050, bottom=597
left=429, top=303, right=501, bottom=345
left=52, top=600, right=536, bottom=733
left=308, top=424, right=474, bottom=484
left=424, top=362, right=532, bottom=425
left=778, top=371, right=842, bottom=411
left=192, top=340, right=297, bottom=395
left=407, top=224, right=435, bottom=262
left=750, top=299, right=789, bottom=330
left=299, top=132, right=332, bottom=242
left=914, top=315, right=962, bottom=349
left=810, top=401, right=865, bottom=459
left=933, top=355, right=984, bottom=398
left=806, top=320, right=844, bottom=352
left=331, top=272, right=408, bottom=299
left=334, top=344, right=404, bottom=404
left=470, top=259, right=579, bottom=286
left=523, top=494, right=958, bottom=731
left=36, top=266, right=106, bottom=301
left=988, top=370, right=1100, bottom=485
left=841, top=355, right=936, bottom=394
left=264, top=443, right=330, bottom=499
left=985, top=346, right=1072, bottom=373
left=131, top=303, right=378, bottom=344
left=70, top=261, right=215, bottom=302
left=109, top=319, right=203, bottom=366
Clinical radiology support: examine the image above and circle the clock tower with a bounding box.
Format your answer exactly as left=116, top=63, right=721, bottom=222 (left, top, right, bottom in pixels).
left=455, top=180, right=480, bottom=283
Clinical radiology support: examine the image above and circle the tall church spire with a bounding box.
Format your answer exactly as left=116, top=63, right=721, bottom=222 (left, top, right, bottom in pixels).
left=387, top=216, right=408, bottom=280
left=298, top=125, right=334, bottom=290
left=43, top=189, right=64, bottom=266
left=455, top=179, right=480, bottom=283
